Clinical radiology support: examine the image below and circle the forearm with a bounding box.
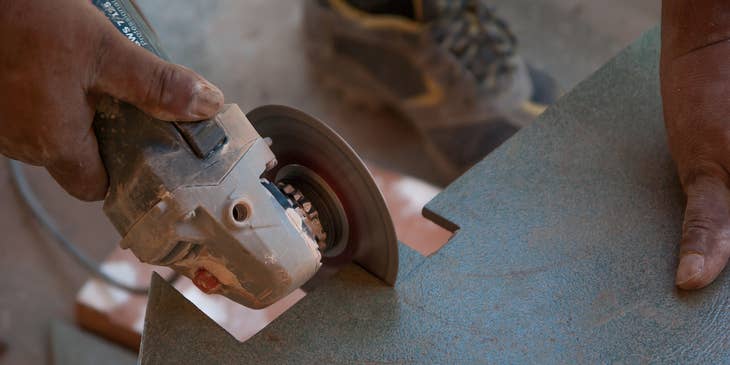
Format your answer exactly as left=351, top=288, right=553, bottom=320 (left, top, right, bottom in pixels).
left=662, top=0, right=730, bottom=60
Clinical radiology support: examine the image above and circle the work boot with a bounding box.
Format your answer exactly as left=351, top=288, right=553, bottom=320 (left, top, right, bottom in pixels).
left=304, top=0, right=560, bottom=183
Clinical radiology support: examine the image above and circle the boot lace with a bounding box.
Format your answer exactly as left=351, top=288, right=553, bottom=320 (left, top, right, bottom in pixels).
left=429, top=0, right=517, bottom=87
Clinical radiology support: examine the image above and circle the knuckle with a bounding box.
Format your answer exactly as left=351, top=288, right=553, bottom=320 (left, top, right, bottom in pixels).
left=680, top=159, right=728, bottom=188
left=682, top=214, right=730, bottom=253
left=683, top=218, right=715, bottom=237
left=144, top=63, right=178, bottom=108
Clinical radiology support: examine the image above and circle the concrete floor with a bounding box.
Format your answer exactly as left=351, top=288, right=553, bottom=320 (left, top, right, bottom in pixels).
left=0, top=1, right=658, bottom=363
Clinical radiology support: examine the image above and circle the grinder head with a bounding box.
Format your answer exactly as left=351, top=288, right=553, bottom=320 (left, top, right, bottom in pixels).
left=248, top=105, right=398, bottom=285
left=108, top=104, right=397, bottom=310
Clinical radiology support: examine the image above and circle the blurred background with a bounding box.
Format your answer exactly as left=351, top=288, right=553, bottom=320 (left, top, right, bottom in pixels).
left=0, top=0, right=658, bottom=363
left=131, top=0, right=660, bottom=182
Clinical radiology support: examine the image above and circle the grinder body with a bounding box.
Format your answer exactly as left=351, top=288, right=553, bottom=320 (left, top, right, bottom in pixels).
left=92, top=0, right=322, bottom=308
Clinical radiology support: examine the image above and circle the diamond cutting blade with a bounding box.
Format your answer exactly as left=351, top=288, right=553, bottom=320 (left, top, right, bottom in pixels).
left=247, top=105, right=398, bottom=285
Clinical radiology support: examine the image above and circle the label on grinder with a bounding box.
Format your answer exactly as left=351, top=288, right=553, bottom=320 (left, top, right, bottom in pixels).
left=91, top=0, right=169, bottom=60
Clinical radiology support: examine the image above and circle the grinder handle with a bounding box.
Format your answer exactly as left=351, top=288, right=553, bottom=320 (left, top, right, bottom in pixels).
left=91, top=0, right=169, bottom=60
left=91, top=0, right=228, bottom=235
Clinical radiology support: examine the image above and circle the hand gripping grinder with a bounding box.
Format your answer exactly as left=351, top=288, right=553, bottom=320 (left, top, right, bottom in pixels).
left=92, top=0, right=398, bottom=308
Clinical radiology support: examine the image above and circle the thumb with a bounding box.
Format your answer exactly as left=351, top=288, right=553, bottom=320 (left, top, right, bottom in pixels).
left=676, top=175, right=730, bottom=289
left=90, top=19, right=223, bottom=121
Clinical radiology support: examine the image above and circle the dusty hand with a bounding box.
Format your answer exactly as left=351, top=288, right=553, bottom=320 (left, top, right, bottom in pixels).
left=661, top=22, right=730, bottom=289
left=0, top=0, right=223, bottom=200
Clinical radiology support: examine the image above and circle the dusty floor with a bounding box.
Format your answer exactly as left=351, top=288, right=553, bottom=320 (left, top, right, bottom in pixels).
left=0, top=1, right=658, bottom=363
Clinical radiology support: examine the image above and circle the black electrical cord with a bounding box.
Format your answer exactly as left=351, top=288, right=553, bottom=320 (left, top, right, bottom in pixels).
left=8, top=159, right=173, bottom=295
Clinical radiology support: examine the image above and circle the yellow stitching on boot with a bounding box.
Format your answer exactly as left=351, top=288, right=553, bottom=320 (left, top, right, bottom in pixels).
left=521, top=100, right=547, bottom=117
left=403, top=75, right=445, bottom=107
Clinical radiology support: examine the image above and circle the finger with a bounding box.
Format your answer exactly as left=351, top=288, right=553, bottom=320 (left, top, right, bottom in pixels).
left=676, top=175, right=730, bottom=289
left=45, top=127, right=108, bottom=202
left=89, top=17, right=223, bottom=121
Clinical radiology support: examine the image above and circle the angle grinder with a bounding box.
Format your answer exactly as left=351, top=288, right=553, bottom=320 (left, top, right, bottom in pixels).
left=91, top=0, right=397, bottom=308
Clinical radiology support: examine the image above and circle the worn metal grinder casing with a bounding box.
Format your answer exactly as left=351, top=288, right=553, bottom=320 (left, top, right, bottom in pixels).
left=92, top=0, right=398, bottom=308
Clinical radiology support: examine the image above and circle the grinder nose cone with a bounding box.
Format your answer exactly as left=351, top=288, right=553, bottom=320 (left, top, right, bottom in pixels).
left=247, top=105, right=399, bottom=285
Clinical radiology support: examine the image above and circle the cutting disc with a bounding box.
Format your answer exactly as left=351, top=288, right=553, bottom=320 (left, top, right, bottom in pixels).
left=247, top=105, right=398, bottom=285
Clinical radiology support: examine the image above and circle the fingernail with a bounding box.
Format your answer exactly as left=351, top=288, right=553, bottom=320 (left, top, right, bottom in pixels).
left=675, top=253, right=704, bottom=287
left=188, top=81, right=224, bottom=119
